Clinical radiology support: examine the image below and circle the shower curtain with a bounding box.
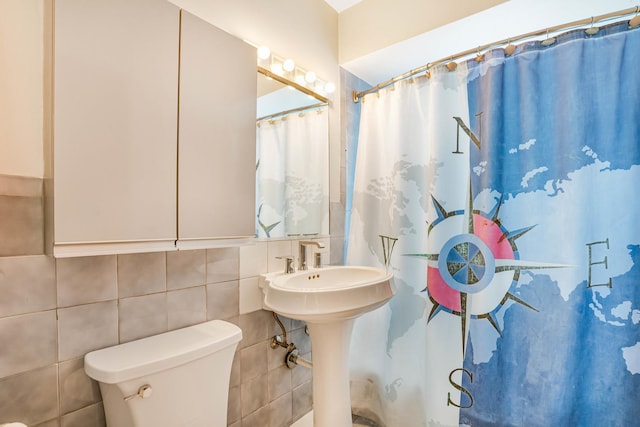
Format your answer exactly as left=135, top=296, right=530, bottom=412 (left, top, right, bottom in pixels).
left=256, top=108, right=329, bottom=238
left=347, top=20, right=640, bottom=427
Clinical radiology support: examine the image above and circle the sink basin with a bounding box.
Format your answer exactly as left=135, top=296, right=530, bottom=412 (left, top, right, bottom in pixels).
left=261, top=265, right=394, bottom=427
left=261, top=265, right=394, bottom=322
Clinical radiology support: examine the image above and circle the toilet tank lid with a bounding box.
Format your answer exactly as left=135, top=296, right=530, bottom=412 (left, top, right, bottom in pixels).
left=84, top=320, right=242, bottom=384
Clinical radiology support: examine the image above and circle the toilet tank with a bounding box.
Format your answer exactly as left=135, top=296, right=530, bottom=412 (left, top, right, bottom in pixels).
left=85, top=320, right=242, bottom=427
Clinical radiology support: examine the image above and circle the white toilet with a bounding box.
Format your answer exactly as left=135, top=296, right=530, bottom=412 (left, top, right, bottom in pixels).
left=85, top=320, right=242, bottom=427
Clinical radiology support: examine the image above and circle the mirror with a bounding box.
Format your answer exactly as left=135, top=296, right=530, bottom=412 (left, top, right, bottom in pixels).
left=255, top=68, right=329, bottom=238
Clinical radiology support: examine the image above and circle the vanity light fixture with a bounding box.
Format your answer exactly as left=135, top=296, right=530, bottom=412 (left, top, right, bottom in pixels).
left=253, top=43, right=334, bottom=102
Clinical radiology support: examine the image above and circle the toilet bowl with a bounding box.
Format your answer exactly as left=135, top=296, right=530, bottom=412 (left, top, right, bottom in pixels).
left=85, top=320, right=242, bottom=427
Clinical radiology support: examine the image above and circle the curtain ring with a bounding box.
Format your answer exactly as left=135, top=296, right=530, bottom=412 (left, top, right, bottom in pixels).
left=475, top=46, right=484, bottom=63
left=630, top=6, right=640, bottom=29
left=585, top=16, right=600, bottom=35
left=541, top=28, right=556, bottom=46
left=504, top=39, right=516, bottom=56
left=446, top=57, right=457, bottom=71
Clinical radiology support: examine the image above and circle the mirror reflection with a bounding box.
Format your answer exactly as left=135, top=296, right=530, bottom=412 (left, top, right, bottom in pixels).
left=255, top=70, right=329, bottom=238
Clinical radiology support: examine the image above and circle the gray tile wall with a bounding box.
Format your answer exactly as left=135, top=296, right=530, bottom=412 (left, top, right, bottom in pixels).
left=0, top=175, right=44, bottom=256
left=0, top=250, right=313, bottom=427
left=0, top=175, right=313, bottom=427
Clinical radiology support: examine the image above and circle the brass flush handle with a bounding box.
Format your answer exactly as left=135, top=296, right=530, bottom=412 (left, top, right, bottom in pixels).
left=124, top=384, right=153, bottom=401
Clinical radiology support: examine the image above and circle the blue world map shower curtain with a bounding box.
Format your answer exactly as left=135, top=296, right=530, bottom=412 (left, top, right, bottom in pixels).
left=347, top=20, right=640, bottom=426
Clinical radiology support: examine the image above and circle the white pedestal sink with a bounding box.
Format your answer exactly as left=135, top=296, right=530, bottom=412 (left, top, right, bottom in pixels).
left=260, top=266, right=394, bottom=427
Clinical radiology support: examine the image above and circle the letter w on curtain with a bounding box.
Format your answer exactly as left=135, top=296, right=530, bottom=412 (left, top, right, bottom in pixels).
left=347, top=68, right=475, bottom=426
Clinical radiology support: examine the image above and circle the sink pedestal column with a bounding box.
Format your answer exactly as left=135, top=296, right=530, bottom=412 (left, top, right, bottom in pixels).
left=306, top=318, right=355, bottom=427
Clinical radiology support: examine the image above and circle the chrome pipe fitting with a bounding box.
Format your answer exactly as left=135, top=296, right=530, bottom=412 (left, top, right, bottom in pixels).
left=286, top=347, right=313, bottom=370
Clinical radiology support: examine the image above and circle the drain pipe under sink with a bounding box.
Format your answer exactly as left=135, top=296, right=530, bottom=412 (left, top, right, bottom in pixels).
left=270, top=312, right=313, bottom=370
left=286, top=347, right=313, bottom=369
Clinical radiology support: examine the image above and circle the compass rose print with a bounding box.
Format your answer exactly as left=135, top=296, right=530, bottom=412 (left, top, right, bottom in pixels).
left=410, top=187, right=568, bottom=355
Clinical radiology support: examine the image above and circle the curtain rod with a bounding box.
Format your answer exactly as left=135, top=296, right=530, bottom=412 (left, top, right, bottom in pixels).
left=257, top=102, right=328, bottom=122
left=353, top=6, right=640, bottom=103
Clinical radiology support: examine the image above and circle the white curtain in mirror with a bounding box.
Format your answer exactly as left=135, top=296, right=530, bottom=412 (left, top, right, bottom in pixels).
left=256, top=108, right=329, bottom=238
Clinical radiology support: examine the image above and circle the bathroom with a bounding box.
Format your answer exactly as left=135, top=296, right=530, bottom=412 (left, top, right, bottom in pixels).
left=1, top=0, right=639, bottom=426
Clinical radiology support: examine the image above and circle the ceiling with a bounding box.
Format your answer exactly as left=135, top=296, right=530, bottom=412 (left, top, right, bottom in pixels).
left=323, top=0, right=362, bottom=13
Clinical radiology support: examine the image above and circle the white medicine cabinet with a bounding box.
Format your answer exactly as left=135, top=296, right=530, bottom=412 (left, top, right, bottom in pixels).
left=49, top=0, right=256, bottom=257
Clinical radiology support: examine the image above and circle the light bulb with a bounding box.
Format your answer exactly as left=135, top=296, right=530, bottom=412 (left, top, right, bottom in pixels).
left=324, top=82, right=335, bottom=94
left=283, top=59, right=295, bottom=72
left=305, top=71, right=316, bottom=83
left=257, top=46, right=271, bottom=60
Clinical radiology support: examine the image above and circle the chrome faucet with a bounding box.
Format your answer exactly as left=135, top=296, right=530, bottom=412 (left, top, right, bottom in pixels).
left=298, top=241, right=325, bottom=270
left=276, top=256, right=295, bottom=274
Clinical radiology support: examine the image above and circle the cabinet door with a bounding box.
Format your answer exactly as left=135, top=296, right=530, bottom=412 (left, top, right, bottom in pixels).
left=53, top=0, right=180, bottom=255
left=178, top=11, right=257, bottom=246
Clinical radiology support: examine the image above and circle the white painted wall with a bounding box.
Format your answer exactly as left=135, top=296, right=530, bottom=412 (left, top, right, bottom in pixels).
left=338, top=0, right=507, bottom=64
left=0, top=0, right=45, bottom=178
